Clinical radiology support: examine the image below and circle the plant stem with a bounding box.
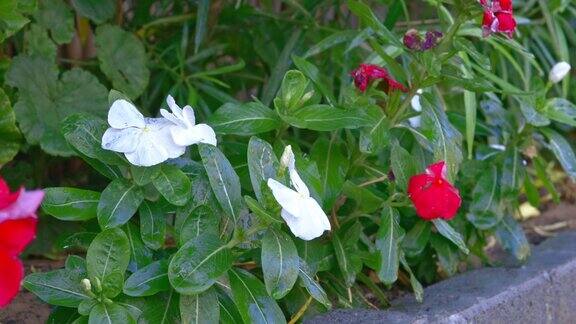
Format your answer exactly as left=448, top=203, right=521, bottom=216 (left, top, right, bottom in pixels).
left=287, top=296, right=313, bottom=324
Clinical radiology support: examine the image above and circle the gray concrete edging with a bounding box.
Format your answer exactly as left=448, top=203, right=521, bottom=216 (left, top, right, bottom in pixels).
left=307, top=231, right=576, bottom=324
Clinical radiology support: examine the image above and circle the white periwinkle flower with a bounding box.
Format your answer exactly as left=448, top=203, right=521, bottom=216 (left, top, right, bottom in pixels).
left=549, top=62, right=571, bottom=84
left=160, top=95, right=217, bottom=147
left=102, top=99, right=185, bottom=167
left=267, top=146, right=331, bottom=241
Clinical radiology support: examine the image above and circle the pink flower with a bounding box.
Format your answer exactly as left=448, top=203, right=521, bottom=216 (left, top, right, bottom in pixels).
left=0, top=178, right=43, bottom=308
left=407, top=161, right=461, bottom=221
left=480, top=0, right=516, bottom=38
left=350, top=64, right=408, bottom=93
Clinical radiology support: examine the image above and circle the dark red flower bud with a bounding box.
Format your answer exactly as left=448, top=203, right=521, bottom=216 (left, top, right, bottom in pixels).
left=350, top=64, right=408, bottom=93
left=422, top=31, right=443, bottom=50
left=403, top=29, right=422, bottom=51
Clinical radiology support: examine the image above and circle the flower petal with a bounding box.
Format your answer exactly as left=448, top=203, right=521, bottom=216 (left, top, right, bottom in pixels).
left=182, top=106, right=196, bottom=127
left=289, top=167, right=310, bottom=198
left=170, top=124, right=217, bottom=146
left=166, top=95, right=183, bottom=116
left=0, top=190, right=43, bottom=223
left=0, top=179, right=19, bottom=210
left=160, top=108, right=185, bottom=127
left=108, top=100, right=145, bottom=129
left=0, top=218, right=37, bottom=256
left=102, top=127, right=141, bottom=153
left=280, top=197, right=330, bottom=240
left=0, top=251, right=23, bottom=308
left=267, top=178, right=307, bottom=218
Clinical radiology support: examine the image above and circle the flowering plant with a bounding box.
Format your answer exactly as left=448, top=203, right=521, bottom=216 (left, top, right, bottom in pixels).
left=1, top=0, right=575, bottom=322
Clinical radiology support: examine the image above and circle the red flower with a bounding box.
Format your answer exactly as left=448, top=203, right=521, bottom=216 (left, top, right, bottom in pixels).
left=350, top=64, right=408, bottom=93
left=480, top=0, right=516, bottom=38
left=407, top=161, right=461, bottom=221
left=0, top=178, right=43, bottom=308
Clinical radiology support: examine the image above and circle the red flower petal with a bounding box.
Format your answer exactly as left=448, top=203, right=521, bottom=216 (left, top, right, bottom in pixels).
left=0, top=179, right=19, bottom=210
left=495, top=12, right=516, bottom=36
left=350, top=64, right=408, bottom=93
left=408, top=161, right=461, bottom=221
left=0, top=218, right=37, bottom=257
left=0, top=251, right=24, bottom=308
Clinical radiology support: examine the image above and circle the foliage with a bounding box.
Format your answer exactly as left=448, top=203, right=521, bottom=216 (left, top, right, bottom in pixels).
left=1, top=0, right=576, bottom=322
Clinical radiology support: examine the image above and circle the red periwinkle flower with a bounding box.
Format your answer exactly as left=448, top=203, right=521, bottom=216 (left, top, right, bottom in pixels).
left=0, top=177, right=43, bottom=308
left=350, top=64, right=408, bottom=93
left=407, top=161, right=461, bottom=221
left=480, top=0, right=516, bottom=38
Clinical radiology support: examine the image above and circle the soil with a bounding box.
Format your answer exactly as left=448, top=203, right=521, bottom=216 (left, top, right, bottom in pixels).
left=2, top=201, right=576, bottom=323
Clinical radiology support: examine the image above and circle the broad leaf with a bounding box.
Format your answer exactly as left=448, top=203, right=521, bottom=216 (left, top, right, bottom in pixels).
left=97, top=178, right=144, bottom=229
left=282, top=104, right=371, bottom=131
left=71, top=0, right=115, bottom=24
left=297, top=260, right=331, bottom=308
left=332, top=226, right=362, bottom=287
left=95, top=25, right=149, bottom=99
left=261, top=228, right=299, bottom=299
left=495, top=214, right=530, bottom=261
left=311, top=136, right=348, bottom=209
left=89, top=303, right=135, bottom=324
left=178, top=205, right=219, bottom=246
left=124, top=222, right=153, bottom=272
left=375, top=207, right=405, bottom=284
left=152, top=164, right=192, bottom=206
left=390, top=141, right=417, bottom=190
left=466, top=166, right=502, bottom=229
left=401, top=221, right=431, bottom=257
left=540, top=128, right=576, bottom=181
left=34, top=0, right=74, bottom=44
left=131, top=165, right=160, bottom=186
left=42, top=187, right=100, bottom=221
left=139, top=200, right=167, bottom=250
left=86, top=228, right=131, bottom=298
left=179, top=287, right=219, bottom=324
left=209, top=102, right=282, bottom=136
left=430, top=235, right=459, bottom=276
left=247, top=137, right=278, bottom=205
left=24, top=269, right=89, bottom=307
left=124, top=259, right=170, bottom=297
left=228, top=268, right=287, bottom=324
left=168, top=233, right=233, bottom=295
left=432, top=219, right=469, bottom=254
left=0, top=88, right=20, bottom=164
left=543, top=98, right=576, bottom=127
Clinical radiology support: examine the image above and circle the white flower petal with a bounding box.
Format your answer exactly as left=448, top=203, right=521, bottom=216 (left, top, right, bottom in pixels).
left=170, top=124, right=217, bottom=146
left=182, top=105, right=196, bottom=127
left=281, top=197, right=330, bottom=241
left=108, top=100, right=145, bottom=129
left=102, top=128, right=141, bottom=153
left=160, top=108, right=185, bottom=127
left=125, top=134, right=171, bottom=167
left=267, top=178, right=307, bottom=218
left=289, top=167, right=310, bottom=197
left=166, top=95, right=183, bottom=116
left=549, top=62, right=571, bottom=83
left=280, top=145, right=296, bottom=170
left=151, top=127, right=186, bottom=159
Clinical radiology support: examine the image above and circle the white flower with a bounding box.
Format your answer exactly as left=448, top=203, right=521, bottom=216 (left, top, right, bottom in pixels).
left=267, top=146, right=331, bottom=241
left=160, top=95, right=217, bottom=147
left=102, top=99, right=185, bottom=167
left=549, top=62, right=571, bottom=83
left=409, top=89, right=423, bottom=128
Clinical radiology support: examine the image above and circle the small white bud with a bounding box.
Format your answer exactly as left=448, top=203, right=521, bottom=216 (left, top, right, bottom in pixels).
left=81, top=279, right=92, bottom=292
left=549, top=62, right=571, bottom=83
left=279, top=145, right=295, bottom=170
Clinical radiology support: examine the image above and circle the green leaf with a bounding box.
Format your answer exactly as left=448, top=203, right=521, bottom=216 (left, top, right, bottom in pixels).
left=302, top=30, right=357, bottom=58
left=168, top=233, right=233, bottom=295
left=542, top=98, right=576, bottom=127
left=399, top=253, right=423, bottom=302
left=0, top=88, right=21, bottom=164
left=34, top=0, right=74, bottom=44
left=261, top=229, right=299, bottom=299
left=311, top=136, right=348, bottom=209
left=401, top=221, right=431, bottom=257
left=180, top=287, right=220, bottom=324
left=62, top=114, right=126, bottom=165
left=152, top=164, right=192, bottom=206
left=347, top=0, right=402, bottom=47
left=24, top=269, right=89, bottom=307
left=124, top=259, right=170, bottom=297
left=430, top=235, right=459, bottom=276
left=341, top=181, right=384, bottom=213
left=97, top=178, right=144, bottom=229
left=262, top=30, right=302, bottom=106
left=247, top=137, right=279, bottom=204
left=124, top=222, right=153, bottom=272
left=540, top=128, right=576, bottom=181
left=194, top=0, right=210, bottom=53
left=47, top=306, right=81, bottom=324
left=228, top=268, right=287, bottom=324
left=25, top=24, right=57, bottom=61
left=273, top=69, right=311, bottom=113
left=131, top=165, right=160, bottom=186
left=432, top=219, right=469, bottom=254
left=89, top=303, right=135, bottom=324
left=292, top=55, right=336, bottom=105
left=390, top=141, right=417, bottom=191
left=95, top=25, right=149, bottom=99
left=71, top=0, right=115, bottom=24
left=0, top=0, right=30, bottom=42
left=420, top=94, right=463, bottom=180
left=6, top=56, right=108, bottom=156
left=298, top=260, right=331, bottom=308
left=86, top=228, right=131, bottom=298
left=495, top=214, right=530, bottom=261
left=216, top=286, right=244, bottom=324
left=282, top=104, right=371, bottom=131
left=199, top=144, right=247, bottom=223
left=178, top=205, right=219, bottom=246
left=209, top=102, right=282, bottom=136
left=500, top=149, right=525, bottom=199
left=132, top=290, right=179, bottom=324
left=139, top=200, right=167, bottom=250
left=42, top=187, right=100, bottom=221
left=375, top=207, right=405, bottom=284
left=466, top=166, right=502, bottom=229
left=245, top=196, right=283, bottom=224
left=332, top=228, right=362, bottom=287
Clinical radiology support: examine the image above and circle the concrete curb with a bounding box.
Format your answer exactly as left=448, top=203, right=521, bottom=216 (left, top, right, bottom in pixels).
left=307, top=231, right=576, bottom=324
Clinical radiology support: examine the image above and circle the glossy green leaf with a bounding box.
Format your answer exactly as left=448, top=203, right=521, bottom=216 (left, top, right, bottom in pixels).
left=500, top=149, right=525, bottom=199
left=34, top=0, right=74, bottom=44
left=292, top=55, right=336, bottom=105
left=540, top=128, right=576, bottom=181
left=42, top=187, right=100, bottom=221
left=131, top=165, right=160, bottom=186
left=0, top=0, right=30, bottom=42
left=209, top=102, right=282, bottom=136
left=180, top=287, right=219, bottom=324
left=47, top=306, right=81, bottom=324
left=152, top=164, right=192, bottom=206
left=194, top=0, right=210, bottom=53
left=311, top=136, right=348, bottom=209
left=298, top=260, right=331, bottom=308
left=347, top=0, right=402, bottom=47
left=97, top=178, right=144, bottom=229
left=399, top=253, right=423, bottom=302
left=0, top=84, right=21, bottom=164
left=178, top=205, right=219, bottom=245
left=332, top=227, right=362, bottom=287
left=228, top=268, right=287, bottom=324
left=71, top=0, right=115, bottom=24
left=89, top=303, right=136, bottom=324
left=199, top=144, right=247, bottom=223
left=24, top=269, right=89, bottom=307
left=139, top=200, right=167, bottom=250
left=86, top=228, right=131, bottom=298
left=430, top=235, right=459, bottom=276
left=282, top=104, right=371, bottom=131
left=124, top=222, right=153, bottom=272
left=168, top=233, right=233, bottom=295
left=495, top=214, right=530, bottom=261
left=262, top=30, right=302, bottom=106
left=401, top=221, right=431, bottom=257
left=245, top=196, right=283, bottom=224
left=375, top=207, right=405, bottom=284
left=95, top=25, right=149, bottom=99
left=390, top=141, right=417, bottom=191
left=341, top=181, right=384, bottom=213
left=466, top=166, right=502, bottom=229
left=247, top=136, right=279, bottom=204
left=261, top=228, right=299, bottom=299
left=432, top=219, right=469, bottom=254
left=216, top=286, right=244, bottom=324
left=124, top=259, right=170, bottom=297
